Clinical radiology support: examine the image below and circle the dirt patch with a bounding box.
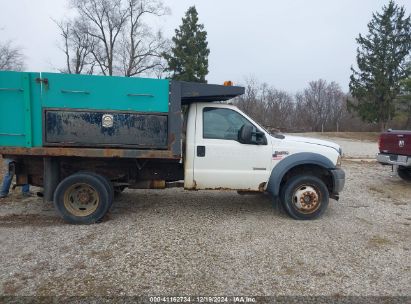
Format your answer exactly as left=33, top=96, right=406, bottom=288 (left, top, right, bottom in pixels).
left=367, top=235, right=393, bottom=248
left=0, top=213, right=64, bottom=228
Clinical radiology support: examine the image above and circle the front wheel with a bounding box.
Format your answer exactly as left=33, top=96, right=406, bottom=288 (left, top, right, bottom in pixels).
left=280, top=175, right=329, bottom=220
left=397, top=166, right=411, bottom=182
left=53, top=173, right=111, bottom=224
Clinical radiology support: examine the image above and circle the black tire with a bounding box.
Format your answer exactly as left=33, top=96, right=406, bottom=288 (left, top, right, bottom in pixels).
left=280, top=175, right=329, bottom=220
left=397, top=166, right=411, bottom=182
left=80, top=171, right=114, bottom=208
left=53, top=173, right=111, bottom=224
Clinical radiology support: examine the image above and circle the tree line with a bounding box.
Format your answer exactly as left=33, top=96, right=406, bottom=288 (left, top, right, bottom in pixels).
left=0, top=0, right=410, bottom=131
left=233, top=78, right=384, bottom=132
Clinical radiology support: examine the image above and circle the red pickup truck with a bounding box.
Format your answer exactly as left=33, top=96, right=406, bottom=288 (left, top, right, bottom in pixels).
left=377, top=130, right=411, bottom=181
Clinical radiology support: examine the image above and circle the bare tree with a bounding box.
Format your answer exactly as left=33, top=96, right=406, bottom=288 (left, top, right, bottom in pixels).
left=234, top=78, right=363, bottom=133
left=326, top=82, right=345, bottom=131
left=294, top=79, right=347, bottom=132
left=119, top=0, right=169, bottom=77
left=55, top=18, right=96, bottom=74
left=234, top=78, right=295, bottom=132
left=70, top=0, right=129, bottom=75
left=263, top=88, right=294, bottom=130
left=0, top=40, right=25, bottom=71
left=150, top=55, right=169, bottom=78
left=234, top=77, right=264, bottom=122
left=297, top=79, right=330, bottom=132
left=294, top=80, right=369, bottom=132
left=59, top=0, right=168, bottom=77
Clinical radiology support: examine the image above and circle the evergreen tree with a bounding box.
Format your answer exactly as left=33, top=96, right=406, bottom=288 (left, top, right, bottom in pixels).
left=349, top=0, right=411, bottom=131
left=164, top=6, right=210, bottom=82
left=396, top=62, right=411, bottom=128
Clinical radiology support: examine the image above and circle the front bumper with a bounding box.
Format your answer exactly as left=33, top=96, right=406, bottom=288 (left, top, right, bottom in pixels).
left=331, top=168, right=345, bottom=194
left=376, top=153, right=411, bottom=166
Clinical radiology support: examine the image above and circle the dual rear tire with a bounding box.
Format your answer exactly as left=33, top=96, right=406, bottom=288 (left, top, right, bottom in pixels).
left=53, top=172, right=114, bottom=224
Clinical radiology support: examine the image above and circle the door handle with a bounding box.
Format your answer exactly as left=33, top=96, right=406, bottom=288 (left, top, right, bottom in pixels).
left=197, top=146, right=206, bottom=157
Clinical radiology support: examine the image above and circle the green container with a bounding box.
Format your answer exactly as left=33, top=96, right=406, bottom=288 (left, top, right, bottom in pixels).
left=0, top=72, right=170, bottom=148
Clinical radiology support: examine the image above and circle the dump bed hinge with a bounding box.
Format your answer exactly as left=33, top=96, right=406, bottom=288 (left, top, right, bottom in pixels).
left=35, top=78, right=49, bottom=86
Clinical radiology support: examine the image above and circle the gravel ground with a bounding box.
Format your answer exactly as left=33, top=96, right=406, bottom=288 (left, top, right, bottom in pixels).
left=0, top=136, right=410, bottom=297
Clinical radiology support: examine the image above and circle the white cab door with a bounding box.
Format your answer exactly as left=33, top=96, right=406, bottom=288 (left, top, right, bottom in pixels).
left=192, top=104, right=272, bottom=191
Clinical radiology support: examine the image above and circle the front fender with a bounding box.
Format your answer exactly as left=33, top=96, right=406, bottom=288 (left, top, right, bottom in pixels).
left=266, top=152, right=336, bottom=197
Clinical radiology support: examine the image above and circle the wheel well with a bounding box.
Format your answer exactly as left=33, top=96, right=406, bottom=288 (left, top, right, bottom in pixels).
left=280, top=164, right=333, bottom=194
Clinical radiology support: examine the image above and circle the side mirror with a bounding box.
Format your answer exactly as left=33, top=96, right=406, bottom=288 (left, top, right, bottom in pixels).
left=238, top=124, right=253, bottom=144
left=256, top=131, right=268, bottom=145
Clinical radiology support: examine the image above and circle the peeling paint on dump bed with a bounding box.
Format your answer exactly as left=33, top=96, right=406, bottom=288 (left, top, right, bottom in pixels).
left=45, top=110, right=168, bottom=149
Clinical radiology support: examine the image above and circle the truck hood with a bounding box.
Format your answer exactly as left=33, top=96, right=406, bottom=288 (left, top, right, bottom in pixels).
left=282, top=135, right=341, bottom=153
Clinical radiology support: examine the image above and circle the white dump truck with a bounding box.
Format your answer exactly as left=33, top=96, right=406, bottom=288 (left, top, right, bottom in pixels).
left=0, top=72, right=345, bottom=224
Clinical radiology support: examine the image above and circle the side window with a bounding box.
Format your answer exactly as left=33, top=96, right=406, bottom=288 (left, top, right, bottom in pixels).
left=203, top=107, right=255, bottom=140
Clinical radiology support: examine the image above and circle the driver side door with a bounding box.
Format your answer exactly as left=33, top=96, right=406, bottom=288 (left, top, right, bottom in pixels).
left=193, top=104, right=272, bottom=191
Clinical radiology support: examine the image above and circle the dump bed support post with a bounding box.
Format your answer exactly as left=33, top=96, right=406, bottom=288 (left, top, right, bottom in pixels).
left=169, top=81, right=182, bottom=157
left=43, top=157, right=60, bottom=203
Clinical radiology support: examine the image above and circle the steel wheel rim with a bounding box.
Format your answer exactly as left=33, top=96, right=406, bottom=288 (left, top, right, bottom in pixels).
left=292, top=184, right=321, bottom=214
left=63, top=183, right=99, bottom=217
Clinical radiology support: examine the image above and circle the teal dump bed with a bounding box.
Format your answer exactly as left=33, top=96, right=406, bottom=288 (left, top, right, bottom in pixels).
left=0, top=71, right=169, bottom=148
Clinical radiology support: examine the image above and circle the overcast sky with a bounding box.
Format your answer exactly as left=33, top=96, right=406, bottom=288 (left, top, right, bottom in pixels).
left=0, top=0, right=410, bottom=92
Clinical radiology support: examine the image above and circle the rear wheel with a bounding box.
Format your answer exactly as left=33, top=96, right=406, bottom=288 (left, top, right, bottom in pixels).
left=280, top=175, right=329, bottom=220
left=397, top=166, right=411, bottom=182
left=53, top=173, right=111, bottom=224
left=80, top=171, right=114, bottom=208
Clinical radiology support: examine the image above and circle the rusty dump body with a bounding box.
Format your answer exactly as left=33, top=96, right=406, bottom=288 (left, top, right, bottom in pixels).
left=0, top=77, right=244, bottom=160
left=0, top=72, right=244, bottom=200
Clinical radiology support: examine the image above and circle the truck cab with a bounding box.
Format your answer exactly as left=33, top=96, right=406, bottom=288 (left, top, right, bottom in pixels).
left=183, top=102, right=345, bottom=219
